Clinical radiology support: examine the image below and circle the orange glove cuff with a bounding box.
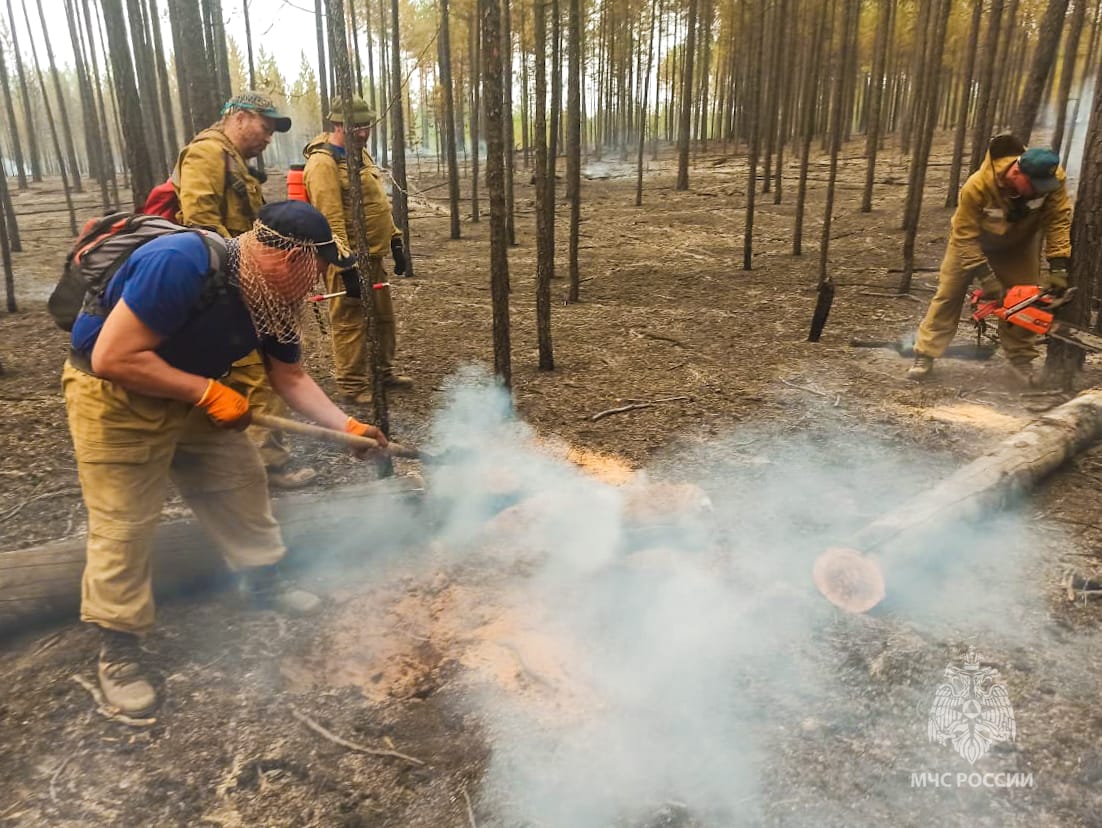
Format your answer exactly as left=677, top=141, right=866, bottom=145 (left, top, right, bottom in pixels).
left=345, top=416, right=369, bottom=437
left=196, top=379, right=249, bottom=426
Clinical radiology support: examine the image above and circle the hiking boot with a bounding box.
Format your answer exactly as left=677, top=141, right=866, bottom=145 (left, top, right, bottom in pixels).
left=97, top=627, right=157, bottom=716
left=383, top=373, right=414, bottom=390
left=238, top=565, right=322, bottom=616
left=267, top=466, right=317, bottom=489
left=906, top=355, right=934, bottom=381
left=1006, top=360, right=1037, bottom=388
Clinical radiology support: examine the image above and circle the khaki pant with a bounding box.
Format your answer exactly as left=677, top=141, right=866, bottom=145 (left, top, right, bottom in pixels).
left=915, top=236, right=1042, bottom=363
left=63, top=363, right=285, bottom=634
left=226, top=353, right=291, bottom=470
left=325, top=256, right=397, bottom=398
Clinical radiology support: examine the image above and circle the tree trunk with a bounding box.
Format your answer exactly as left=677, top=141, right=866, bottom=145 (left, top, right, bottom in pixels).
left=101, top=0, right=156, bottom=208
left=1012, top=0, right=1071, bottom=142
left=172, top=0, right=219, bottom=132
left=149, top=0, right=179, bottom=159
left=675, top=0, right=698, bottom=190
left=809, top=0, right=858, bottom=342
left=0, top=478, right=423, bottom=637
left=861, top=0, right=892, bottom=213
left=0, top=168, right=15, bottom=311
left=0, top=38, right=29, bottom=190
left=34, top=0, right=83, bottom=191
left=125, top=0, right=168, bottom=177
left=482, top=0, right=513, bottom=386
left=898, top=0, right=952, bottom=295
left=549, top=0, right=562, bottom=170
left=7, top=0, right=43, bottom=182
left=315, top=0, right=330, bottom=129
left=83, top=0, right=120, bottom=208
left=793, top=0, right=828, bottom=257
left=970, top=0, right=1006, bottom=172
left=945, top=0, right=983, bottom=208
left=376, top=0, right=389, bottom=166
left=470, top=11, right=482, bottom=222
left=64, top=0, right=109, bottom=208
left=502, top=0, right=517, bottom=245
left=21, top=0, right=77, bottom=231
left=568, top=0, right=585, bottom=303
left=389, top=0, right=412, bottom=276
left=1051, top=0, right=1089, bottom=154
left=635, top=0, right=656, bottom=208
left=1062, top=0, right=1102, bottom=167
left=742, top=6, right=764, bottom=271
left=167, top=0, right=193, bottom=136
left=1047, top=55, right=1102, bottom=385
left=438, top=0, right=462, bottom=238
left=534, top=0, right=554, bottom=369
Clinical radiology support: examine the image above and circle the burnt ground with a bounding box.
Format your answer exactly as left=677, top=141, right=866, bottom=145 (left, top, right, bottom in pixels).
left=2, top=136, right=1102, bottom=826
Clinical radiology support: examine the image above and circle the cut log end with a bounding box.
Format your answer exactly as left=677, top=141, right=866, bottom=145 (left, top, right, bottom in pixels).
left=812, top=547, right=886, bottom=614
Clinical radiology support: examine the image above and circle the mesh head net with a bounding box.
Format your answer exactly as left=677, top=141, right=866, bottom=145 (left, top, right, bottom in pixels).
left=235, top=221, right=326, bottom=344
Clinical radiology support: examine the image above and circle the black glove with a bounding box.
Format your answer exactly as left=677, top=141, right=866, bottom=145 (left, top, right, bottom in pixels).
left=390, top=237, right=406, bottom=276
left=340, top=267, right=363, bottom=299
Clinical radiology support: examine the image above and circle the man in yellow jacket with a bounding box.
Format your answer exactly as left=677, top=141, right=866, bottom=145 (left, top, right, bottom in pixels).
left=174, top=91, right=316, bottom=488
left=302, top=97, right=413, bottom=405
left=908, top=141, right=1072, bottom=386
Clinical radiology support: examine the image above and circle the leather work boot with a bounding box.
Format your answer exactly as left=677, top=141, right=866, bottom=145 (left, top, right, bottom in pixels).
left=267, top=466, right=317, bottom=489
left=97, top=627, right=158, bottom=716
left=906, top=355, right=934, bottom=381
left=238, top=565, right=322, bottom=616
left=383, top=373, right=415, bottom=390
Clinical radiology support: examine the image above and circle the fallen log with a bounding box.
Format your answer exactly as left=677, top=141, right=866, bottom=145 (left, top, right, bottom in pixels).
left=814, top=387, right=1102, bottom=613
left=0, top=476, right=424, bottom=639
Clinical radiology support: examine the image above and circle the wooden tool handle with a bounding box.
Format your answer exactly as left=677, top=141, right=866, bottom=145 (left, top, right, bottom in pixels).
left=251, top=413, right=419, bottom=458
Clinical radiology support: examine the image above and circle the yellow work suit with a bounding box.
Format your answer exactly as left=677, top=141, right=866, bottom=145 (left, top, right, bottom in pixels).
left=915, top=151, right=1072, bottom=363
left=63, top=363, right=285, bottom=633
left=302, top=133, right=401, bottom=398
left=174, top=126, right=290, bottom=470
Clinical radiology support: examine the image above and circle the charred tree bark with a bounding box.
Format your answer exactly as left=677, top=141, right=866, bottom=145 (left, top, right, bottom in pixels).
left=0, top=167, right=15, bottom=309
left=126, top=0, right=168, bottom=177
left=969, top=0, right=1006, bottom=172
left=1047, top=57, right=1102, bottom=385
left=945, top=0, right=983, bottom=208
left=101, top=0, right=156, bottom=208
left=861, top=0, right=892, bottom=212
left=34, top=0, right=83, bottom=191
left=438, top=0, right=462, bottom=238
left=64, top=0, right=109, bottom=208
left=1012, top=0, right=1071, bottom=143
left=743, top=8, right=764, bottom=271
left=6, top=0, right=43, bottom=182
left=635, top=0, right=656, bottom=208
left=82, top=0, right=120, bottom=208
left=470, top=11, right=482, bottom=222
left=675, top=0, right=698, bottom=190
left=316, top=0, right=330, bottom=129
left=1051, top=0, right=1088, bottom=154
left=568, top=0, right=584, bottom=302
left=389, top=0, right=412, bottom=277
left=172, top=0, right=219, bottom=132
left=534, top=0, right=554, bottom=369
left=793, top=0, right=828, bottom=257
left=502, top=0, right=517, bottom=245
left=149, top=0, right=179, bottom=157
left=0, top=41, right=28, bottom=190
left=482, top=0, right=513, bottom=386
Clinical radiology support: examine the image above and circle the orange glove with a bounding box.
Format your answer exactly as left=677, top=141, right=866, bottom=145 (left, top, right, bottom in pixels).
left=196, top=380, right=251, bottom=430
left=345, top=416, right=388, bottom=456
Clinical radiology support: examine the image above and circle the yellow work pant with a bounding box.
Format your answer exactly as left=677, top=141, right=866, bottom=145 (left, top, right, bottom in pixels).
left=915, top=236, right=1042, bottom=363
left=226, top=352, right=291, bottom=470
left=325, top=256, right=397, bottom=398
left=63, top=363, right=285, bottom=634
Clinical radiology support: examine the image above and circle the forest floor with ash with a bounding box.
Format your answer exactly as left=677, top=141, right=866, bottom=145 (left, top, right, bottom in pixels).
left=3, top=137, right=1102, bottom=826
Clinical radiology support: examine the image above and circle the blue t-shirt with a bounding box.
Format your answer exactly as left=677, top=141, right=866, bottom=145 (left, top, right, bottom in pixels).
left=71, top=233, right=299, bottom=377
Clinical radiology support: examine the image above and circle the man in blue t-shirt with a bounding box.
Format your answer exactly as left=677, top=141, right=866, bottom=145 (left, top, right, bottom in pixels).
left=62, top=201, right=388, bottom=717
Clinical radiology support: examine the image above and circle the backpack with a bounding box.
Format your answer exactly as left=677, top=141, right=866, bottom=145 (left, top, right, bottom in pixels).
left=48, top=213, right=227, bottom=332
left=142, top=179, right=180, bottom=220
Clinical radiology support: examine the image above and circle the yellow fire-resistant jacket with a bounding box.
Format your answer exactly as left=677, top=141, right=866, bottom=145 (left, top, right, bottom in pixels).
left=172, top=127, right=264, bottom=239
left=951, top=151, right=1072, bottom=272
left=302, top=133, right=400, bottom=257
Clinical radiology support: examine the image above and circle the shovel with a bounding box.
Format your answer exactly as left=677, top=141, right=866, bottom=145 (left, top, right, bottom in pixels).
left=252, top=413, right=421, bottom=458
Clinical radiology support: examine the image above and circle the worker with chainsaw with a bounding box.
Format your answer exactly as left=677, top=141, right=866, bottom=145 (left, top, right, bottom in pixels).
left=174, top=91, right=315, bottom=488
left=908, top=139, right=1071, bottom=386
left=301, top=97, right=413, bottom=404
left=64, top=201, right=387, bottom=717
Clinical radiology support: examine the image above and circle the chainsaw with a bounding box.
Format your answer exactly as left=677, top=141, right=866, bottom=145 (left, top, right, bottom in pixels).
left=969, top=285, right=1102, bottom=354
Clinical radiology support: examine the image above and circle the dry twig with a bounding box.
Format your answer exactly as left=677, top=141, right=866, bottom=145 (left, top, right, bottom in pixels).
left=589, top=396, right=692, bottom=422
left=49, top=755, right=71, bottom=804
left=858, top=290, right=921, bottom=302
left=462, top=785, right=478, bottom=828
left=290, top=707, right=425, bottom=765
left=779, top=379, right=831, bottom=398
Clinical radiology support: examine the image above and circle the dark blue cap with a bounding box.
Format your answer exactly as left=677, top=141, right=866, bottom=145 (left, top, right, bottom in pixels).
left=256, top=201, right=354, bottom=268
left=1018, top=148, right=1062, bottom=194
